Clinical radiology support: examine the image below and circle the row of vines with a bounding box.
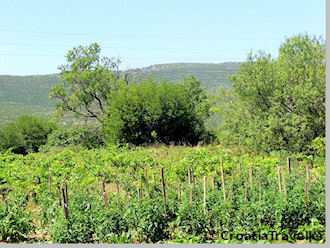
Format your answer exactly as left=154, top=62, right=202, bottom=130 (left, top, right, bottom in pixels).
left=0, top=145, right=325, bottom=243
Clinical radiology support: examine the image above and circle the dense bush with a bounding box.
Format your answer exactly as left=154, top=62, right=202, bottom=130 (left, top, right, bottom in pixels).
left=0, top=197, right=35, bottom=242
left=0, top=115, right=55, bottom=154
left=104, top=77, right=211, bottom=145
left=215, top=35, right=325, bottom=154
left=46, top=125, right=105, bottom=149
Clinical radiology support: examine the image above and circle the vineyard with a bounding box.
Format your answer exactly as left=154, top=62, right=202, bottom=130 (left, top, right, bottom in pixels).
left=0, top=145, right=325, bottom=243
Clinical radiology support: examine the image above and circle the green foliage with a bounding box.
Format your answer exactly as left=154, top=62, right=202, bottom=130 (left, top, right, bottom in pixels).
left=215, top=34, right=325, bottom=154
left=94, top=203, right=129, bottom=242
left=125, top=198, right=170, bottom=242
left=0, top=196, right=35, bottom=242
left=0, top=63, right=239, bottom=123
left=0, top=146, right=325, bottom=243
left=307, top=137, right=325, bottom=157
left=104, top=77, right=212, bottom=145
left=49, top=193, right=96, bottom=243
left=49, top=43, right=124, bottom=123
left=45, top=125, right=104, bottom=149
left=0, top=115, right=56, bottom=154
left=174, top=201, right=209, bottom=240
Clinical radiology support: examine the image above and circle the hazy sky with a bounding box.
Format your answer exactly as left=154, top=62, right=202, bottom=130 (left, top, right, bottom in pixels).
left=0, top=0, right=325, bottom=75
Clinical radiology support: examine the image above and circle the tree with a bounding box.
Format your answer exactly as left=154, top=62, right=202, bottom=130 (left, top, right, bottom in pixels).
left=216, top=34, right=325, bottom=153
left=0, top=116, right=56, bottom=154
left=49, top=43, right=123, bottom=123
left=46, top=125, right=105, bottom=149
left=103, top=77, right=211, bottom=145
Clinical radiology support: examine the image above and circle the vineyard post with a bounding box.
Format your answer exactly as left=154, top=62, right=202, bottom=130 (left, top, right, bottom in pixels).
left=203, top=175, right=207, bottom=214
left=287, top=157, right=291, bottom=175
left=116, top=181, right=120, bottom=194
left=48, top=168, right=52, bottom=193
left=144, top=167, right=149, bottom=197
left=249, top=164, right=253, bottom=192
left=277, top=165, right=282, bottom=193
left=304, top=163, right=310, bottom=204
left=297, top=160, right=301, bottom=177
left=101, top=179, right=108, bottom=207
left=249, top=165, right=253, bottom=197
left=137, top=188, right=141, bottom=202
left=65, top=183, right=68, bottom=205
left=177, top=183, right=181, bottom=201
left=220, top=159, right=226, bottom=201
left=62, top=183, right=69, bottom=219
left=160, top=167, right=167, bottom=213
left=282, top=168, right=287, bottom=201
left=244, top=183, right=247, bottom=202
left=32, top=176, right=40, bottom=204
left=211, top=176, right=215, bottom=191
left=237, top=162, right=242, bottom=189
left=258, top=180, right=262, bottom=201
left=139, top=169, right=143, bottom=199
left=188, top=168, right=193, bottom=207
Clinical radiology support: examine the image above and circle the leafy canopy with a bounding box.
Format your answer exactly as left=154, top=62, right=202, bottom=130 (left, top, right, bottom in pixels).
left=104, top=77, right=211, bottom=145
left=216, top=34, right=325, bottom=153
left=0, top=115, right=56, bottom=154
left=49, top=43, right=124, bottom=123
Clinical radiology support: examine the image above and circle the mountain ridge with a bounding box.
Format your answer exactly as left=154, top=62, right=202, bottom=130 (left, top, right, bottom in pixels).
left=0, top=62, right=241, bottom=123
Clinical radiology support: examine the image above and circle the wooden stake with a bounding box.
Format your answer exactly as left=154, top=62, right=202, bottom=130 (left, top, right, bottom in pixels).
left=48, top=171, right=52, bottom=193
left=277, top=166, right=282, bottom=193
left=144, top=167, right=149, bottom=196
left=116, top=181, right=120, bottom=195
left=160, top=167, right=167, bottom=212
left=62, top=184, right=69, bottom=219
left=139, top=175, right=143, bottom=199
left=296, top=160, right=301, bottom=177
left=258, top=180, right=262, bottom=202
left=188, top=168, right=193, bottom=207
left=282, top=170, right=287, bottom=200
left=137, top=188, right=141, bottom=202
left=249, top=165, right=253, bottom=190
left=101, top=179, right=108, bottom=207
left=203, top=176, right=207, bottom=214
left=211, top=176, right=215, bottom=191
left=304, top=163, right=310, bottom=204
left=220, top=159, right=226, bottom=201
left=65, top=183, right=68, bottom=205
left=287, top=157, right=291, bottom=175
left=177, top=183, right=181, bottom=201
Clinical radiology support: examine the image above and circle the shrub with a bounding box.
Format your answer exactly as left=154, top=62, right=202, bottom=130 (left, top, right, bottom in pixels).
left=0, top=197, right=35, bottom=242
left=124, top=198, right=170, bottom=242
left=0, top=115, right=55, bottom=154
left=46, top=125, right=104, bottom=149
left=104, top=77, right=210, bottom=145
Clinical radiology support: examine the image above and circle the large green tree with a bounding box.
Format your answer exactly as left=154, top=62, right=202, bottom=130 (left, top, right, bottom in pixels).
left=104, top=77, right=211, bottom=145
left=0, top=115, right=55, bottom=154
left=216, top=34, right=325, bottom=153
left=49, top=43, right=123, bottom=123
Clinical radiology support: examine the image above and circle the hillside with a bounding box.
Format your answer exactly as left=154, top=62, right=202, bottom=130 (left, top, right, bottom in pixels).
left=0, top=62, right=240, bottom=123
left=126, top=62, right=240, bottom=89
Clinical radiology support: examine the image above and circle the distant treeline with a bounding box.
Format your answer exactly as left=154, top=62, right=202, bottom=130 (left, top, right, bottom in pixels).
left=0, top=34, right=325, bottom=155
